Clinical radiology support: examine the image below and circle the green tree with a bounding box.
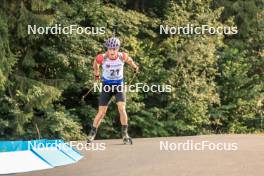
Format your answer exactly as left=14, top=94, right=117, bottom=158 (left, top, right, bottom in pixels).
left=213, top=48, right=263, bottom=133
left=159, top=0, right=224, bottom=135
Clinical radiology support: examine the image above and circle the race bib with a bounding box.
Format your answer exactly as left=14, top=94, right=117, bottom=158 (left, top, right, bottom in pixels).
left=102, top=53, right=124, bottom=81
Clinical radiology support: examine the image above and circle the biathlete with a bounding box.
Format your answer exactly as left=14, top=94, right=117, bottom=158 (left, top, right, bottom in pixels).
left=87, top=37, right=139, bottom=144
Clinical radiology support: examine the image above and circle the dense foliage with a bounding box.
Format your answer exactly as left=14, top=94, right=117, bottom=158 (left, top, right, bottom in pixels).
left=0, top=0, right=263, bottom=140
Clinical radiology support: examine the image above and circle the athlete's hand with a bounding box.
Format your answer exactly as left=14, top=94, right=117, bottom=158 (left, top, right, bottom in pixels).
left=134, top=66, right=139, bottom=74
left=94, top=75, right=100, bottom=81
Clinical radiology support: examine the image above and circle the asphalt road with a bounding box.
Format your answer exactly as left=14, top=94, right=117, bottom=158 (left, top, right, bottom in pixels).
left=17, top=134, right=264, bottom=176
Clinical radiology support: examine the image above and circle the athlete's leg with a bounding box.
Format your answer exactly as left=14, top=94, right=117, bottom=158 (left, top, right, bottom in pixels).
left=93, top=88, right=112, bottom=128
left=117, top=102, right=128, bottom=125
left=116, top=88, right=127, bottom=125
left=87, top=88, right=112, bottom=143
left=117, top=102, right=131, bottom=142
left=116, top=92, right=132, bottom=144
left=93, top=106, right=108, bottom=128
left=87, top=106, right=108, bottom=143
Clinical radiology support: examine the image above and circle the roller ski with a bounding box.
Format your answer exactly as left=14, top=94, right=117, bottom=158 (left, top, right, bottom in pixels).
left=123, top=135, right=133, bottom=145
left=122, top=125, right=133, bottom=145
left=86, top=127, right=97, bottom=144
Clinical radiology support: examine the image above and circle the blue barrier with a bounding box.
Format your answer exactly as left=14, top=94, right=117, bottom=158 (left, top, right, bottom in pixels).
left=60, top=143, right=83, bottom=161
left=0, top=139, right=83, bottom=174
left=0, top=141, right=29, bottom=152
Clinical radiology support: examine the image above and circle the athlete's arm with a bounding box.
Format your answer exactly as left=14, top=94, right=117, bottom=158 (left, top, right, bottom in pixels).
left=126, top=57, right=139, bottom=73
left=93, top=59, right=100, bottom=77
left=93, top=54, right=104, bottom=80
left=122, top=53, right=139, bottom=73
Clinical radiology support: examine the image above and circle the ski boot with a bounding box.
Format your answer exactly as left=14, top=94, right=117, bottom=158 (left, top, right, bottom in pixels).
left=86, top=127, right=97, bottom=144
left=122, top=125, right=133, bottom=145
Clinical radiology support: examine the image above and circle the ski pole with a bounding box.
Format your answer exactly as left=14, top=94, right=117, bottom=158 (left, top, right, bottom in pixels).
left=81, top=85, right=95, bottom=101
left=128, top=71, right=138, bottom=85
